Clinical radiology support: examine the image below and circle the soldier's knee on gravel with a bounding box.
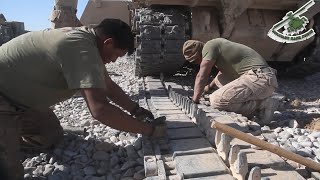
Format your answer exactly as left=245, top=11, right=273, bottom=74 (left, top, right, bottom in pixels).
left=0, top=96, right=64, bottom=180
left=20, top=108, right=63, bottom=149
left=0, top=96, right=25, bottom=180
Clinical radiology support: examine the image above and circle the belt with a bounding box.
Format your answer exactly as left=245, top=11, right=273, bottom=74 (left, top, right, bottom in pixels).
left=253, top=67, right=277, bottom=75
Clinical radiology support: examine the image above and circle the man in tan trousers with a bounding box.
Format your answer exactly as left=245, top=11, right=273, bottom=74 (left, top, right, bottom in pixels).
left=50, top=0, right=82, bottom=28
left=183, top=38, right=278, bottom=125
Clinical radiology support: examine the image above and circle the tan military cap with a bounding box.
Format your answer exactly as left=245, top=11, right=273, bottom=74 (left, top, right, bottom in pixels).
left=182, top=40, right=204, bottom=63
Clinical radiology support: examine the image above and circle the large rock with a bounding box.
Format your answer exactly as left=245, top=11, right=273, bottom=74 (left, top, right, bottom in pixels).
left=83, top=166, right=96, bottom=176
left=110, top=156, right=120, bottom=167
left=310, top=132, right=320, bottom=138
left=133, top=169, right=145, bottom=180
left=133, top=137, right=142, bottom=150
left=43, top=164, right=55, bottom=176
left=32, top=165, right=44, bottom=176
left=291, top=142, right=303, bottom=150
left=95, top=142, right=114, bottom=152
left=300, top=141, right=313, bottom=148
left=297, top=136, right=311, bottom=143
left=120, top=161, right=138, bottom=171
left=289, top=120, right=299, bottom=128
left=122, top=168, right=135, bottom=177
left=279, top=131, right=292, bottom=139
left=125, top=145, right=139, bottom=160
left=93, top=151, right=110, bottom=161
left=297, top=148, right=313, bottom=157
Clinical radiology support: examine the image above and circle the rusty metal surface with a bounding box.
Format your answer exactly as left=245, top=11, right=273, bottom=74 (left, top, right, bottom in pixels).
left=80, top=0, right=320, bottom=71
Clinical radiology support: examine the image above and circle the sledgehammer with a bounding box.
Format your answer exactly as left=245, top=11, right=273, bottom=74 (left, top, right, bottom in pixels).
left=211, top=121, right=320, bottom=172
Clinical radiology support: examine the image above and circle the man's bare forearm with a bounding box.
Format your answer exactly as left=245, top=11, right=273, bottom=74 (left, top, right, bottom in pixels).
left=209, top=78, right=217, bottom=90
left=193, top=73, right=207, bottom=102
left=81, top=88, right=152, bottom=135
left=106, top=81, right=137, bottom=113
left=96, top=103, right=153, bottom=135
left=209, top=71, right=222, bottom=89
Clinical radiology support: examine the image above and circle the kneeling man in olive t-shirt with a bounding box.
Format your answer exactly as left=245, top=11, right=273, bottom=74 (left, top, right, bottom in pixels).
left=183, top=38, right=278, bottom=125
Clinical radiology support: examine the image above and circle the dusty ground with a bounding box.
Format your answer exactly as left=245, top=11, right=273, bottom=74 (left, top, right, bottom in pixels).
left=274, top=73, right=320, bottom=131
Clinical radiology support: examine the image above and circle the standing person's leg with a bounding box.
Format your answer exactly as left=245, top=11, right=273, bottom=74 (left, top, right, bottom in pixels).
left=209, top=70, right=275, bottom=117
left=20, top=108, right=63, bottom=150
left=0, top=96, right=24, bottom=180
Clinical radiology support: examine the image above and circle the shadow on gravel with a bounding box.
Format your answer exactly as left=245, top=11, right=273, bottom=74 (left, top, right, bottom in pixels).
left=21, top=132, right=120, bottom=169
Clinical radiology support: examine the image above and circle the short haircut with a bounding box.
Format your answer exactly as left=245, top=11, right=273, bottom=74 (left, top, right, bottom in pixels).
left=95, top=19, right=134, bottom=55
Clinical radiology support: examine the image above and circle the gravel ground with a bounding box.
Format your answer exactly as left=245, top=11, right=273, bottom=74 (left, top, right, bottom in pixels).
left=21, top=56, right=320, bottom=179
left=264, top=73, right=320, bottom=163
left=274, top=73, right=320, bottom=130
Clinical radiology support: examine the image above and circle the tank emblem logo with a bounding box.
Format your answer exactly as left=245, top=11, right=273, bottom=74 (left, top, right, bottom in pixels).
left=268, top=0, right=317, bottom=43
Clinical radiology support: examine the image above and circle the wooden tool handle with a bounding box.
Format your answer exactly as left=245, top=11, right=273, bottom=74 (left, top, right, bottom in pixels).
left=212, top=121, right=320, bottom=172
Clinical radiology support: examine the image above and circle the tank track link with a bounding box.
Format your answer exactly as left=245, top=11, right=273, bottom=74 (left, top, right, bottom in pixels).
left=138, top=75, right=309, bottom=179
left=132, top=7, right=190, bottom=77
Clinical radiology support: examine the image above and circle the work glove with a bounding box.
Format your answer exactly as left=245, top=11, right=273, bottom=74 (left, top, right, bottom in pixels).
left=150, top=116, right=167, bottom=138
left=131, top=104, right=154, bottom=121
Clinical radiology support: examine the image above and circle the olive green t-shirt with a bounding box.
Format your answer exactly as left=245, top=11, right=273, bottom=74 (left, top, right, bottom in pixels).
left=0, top=26, right=106, bottom=110
left=202, top=38, right=268, bottom=80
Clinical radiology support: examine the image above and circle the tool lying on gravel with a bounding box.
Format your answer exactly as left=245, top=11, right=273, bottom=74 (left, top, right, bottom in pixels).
left=212, top=121, right=320, bottom=172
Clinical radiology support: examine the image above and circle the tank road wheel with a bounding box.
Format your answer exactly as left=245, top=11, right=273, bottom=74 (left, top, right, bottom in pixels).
left=133, top=7, right=190, bottom=77
left=283, top=14, right=320, bottom=78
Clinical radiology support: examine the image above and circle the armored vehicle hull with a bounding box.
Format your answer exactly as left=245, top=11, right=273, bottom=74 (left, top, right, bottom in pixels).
left=80, top=0, right=320, bottom=77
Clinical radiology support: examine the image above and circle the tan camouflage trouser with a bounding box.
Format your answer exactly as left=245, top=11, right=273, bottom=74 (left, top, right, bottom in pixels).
left=209, top=68, right=278, bottom=117
left=50, top=9, right=82, bottom=29
left=0, top=95, right=63, bottom=180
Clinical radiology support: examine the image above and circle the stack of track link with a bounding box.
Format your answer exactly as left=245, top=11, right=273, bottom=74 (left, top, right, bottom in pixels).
left=133, top=7, right=189, bottom=76
left=138, top=76, right=312, bottom=180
